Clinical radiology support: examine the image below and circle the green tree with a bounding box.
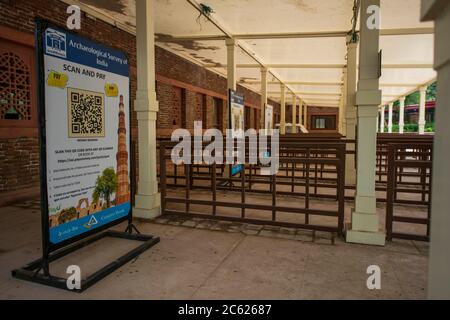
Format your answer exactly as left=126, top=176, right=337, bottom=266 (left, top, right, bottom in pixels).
left=93, top=168, right=118, bottom=208
left=58, top=207, right=78, bottom=225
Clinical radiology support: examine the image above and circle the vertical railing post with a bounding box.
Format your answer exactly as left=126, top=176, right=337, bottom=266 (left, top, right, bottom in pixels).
left=338, top=144, right=346, bottom=235
left=386, top=144, right=396, bottom=241
left=212, top=162, right=217, bottom=216
left=159, top=142, right=167, bottom=215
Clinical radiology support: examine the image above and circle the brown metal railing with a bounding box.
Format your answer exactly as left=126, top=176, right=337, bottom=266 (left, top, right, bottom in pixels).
left=154, top=133, right=434, bottom=241
left=159, top=139, right=346, bottom=235
left=386, top=143, right=433, bottom=242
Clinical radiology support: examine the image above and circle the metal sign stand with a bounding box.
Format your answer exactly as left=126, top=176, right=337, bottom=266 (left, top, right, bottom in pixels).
left=11, top=18, right=159, bottom=293
left=12, top=229, right=159, bottom=293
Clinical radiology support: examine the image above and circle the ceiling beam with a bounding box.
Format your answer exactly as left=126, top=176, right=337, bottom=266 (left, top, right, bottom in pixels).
left=208, top=64, right=346, bottom=69
left=208, top=63, right=433, bottom=69
left=241, top=81, right=343, bottom=86
left=155, top=27, right=435, bottom=42
left=383, top=78, right=437, bottom=106
left=268, top=92, right=341, bottom=96
left=380, top=83, right=419, bottom=87
left=242, top=81, right=419, bottom=87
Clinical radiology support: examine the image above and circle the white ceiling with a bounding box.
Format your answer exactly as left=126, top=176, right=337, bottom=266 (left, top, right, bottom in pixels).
left=75, top=0, right=436, bottom=107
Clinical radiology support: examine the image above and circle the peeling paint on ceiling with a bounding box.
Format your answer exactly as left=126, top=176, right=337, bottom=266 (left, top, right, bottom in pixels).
left=156, top=34, right=220, bottom=51
left=80, top=0, right=136, bottom=27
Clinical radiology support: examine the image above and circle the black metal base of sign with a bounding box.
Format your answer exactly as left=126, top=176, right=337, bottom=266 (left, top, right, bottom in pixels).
left=11, top=227, right=160, bottom=293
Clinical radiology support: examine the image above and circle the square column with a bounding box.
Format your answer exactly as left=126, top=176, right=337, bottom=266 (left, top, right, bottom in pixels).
left=345, top=37, right=358, bottom=186
left=419, top=86, right=427, bottom=134
left=341, top=68, right=348, bottom=136
left=292, top=94, right=297, bottom=134
left=280, top=84, right=286, bottom=134
left=380, top=105, right=385, bottom=133
left=388, top=102, right=394, bottom=133
left=339, top=97, right=345, bottom=134
left=298, top=99, right=303, bottom=132
left=346, top=0, right=385, bottom=246
left=260, top=67, right=268, bottom=129
left=134, top=0, right=161, bottom=219
left=225, top=38, right=237, bottom=91
left=399, top=97, right=406, bottom=134
left=345, top=39, right=358, bottom=138
left=376, top=110, right=379, bottom=133
left=304, top=104, right=308, bottom=129
left=421, top=0, right=450, bottom=299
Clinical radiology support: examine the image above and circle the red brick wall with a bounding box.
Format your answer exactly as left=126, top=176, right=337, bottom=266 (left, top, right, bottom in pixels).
left=156, top=82, right=183, bottom=130
left=0, top=0, right=280, bottom=195
left=0, top=137, right=39, bottom=192
left=155, top=46, right=280, bottom=136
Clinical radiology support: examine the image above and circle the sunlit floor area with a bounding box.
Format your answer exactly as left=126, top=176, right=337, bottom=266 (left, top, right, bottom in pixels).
left=0, top=198, right=427, bottom=300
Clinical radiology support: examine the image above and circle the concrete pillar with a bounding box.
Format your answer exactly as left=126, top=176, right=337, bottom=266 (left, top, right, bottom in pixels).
left=346, top=38, right=358, bottom=139
left=345, top=37, right=358, bottom=186
left=388, top=102, right=394, bottom=133
left=421, top=0, right=450, bottom=299
left=298, top=99, right=303, bottom=132
left=292, top=94, right=297, bottom=134
left=376, top=110, right=379, bottom=133
left=260, top=67, right=268, bottom=129
left=419, top=85, right=427, bottom=134
left=341, top=68, right=348, bottom=136
left=346, top=0, right=385, bottom=246
left=303, top=103, right=308, bottom=130
left=339, top=97, right=345, bottom=134
left=399, top=97, right=406, bottom=134
left=380, top=105, right=386, bottom=133
left=134, top=0, right=161, bottom=219
left=280, top=84, right=286, bottom=134
left=225, top=38, right=237, bottom=91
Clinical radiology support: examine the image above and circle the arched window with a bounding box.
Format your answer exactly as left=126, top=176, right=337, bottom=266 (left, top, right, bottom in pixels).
left=0, top=29, right=36, bottom=132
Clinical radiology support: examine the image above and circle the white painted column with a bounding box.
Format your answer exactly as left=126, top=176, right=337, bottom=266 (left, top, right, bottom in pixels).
left=292, top=94, right=297, bottom=134
left=388, top=102, right=394, bottom=133
left=421, top=0, right=450, bottom=299
left=339, top=97, right=345, bottom=134
left=345, top=37, right=358, bottom=186
left=260, top=67, right=268, bottom=130
left=134, top=0, right=161, bottom=219
left=280, top=84, right=286, bottom=134
left=376, top=110, right=379, bottom=133
left=380, top=105, right=385, bottom=133
left=304, top=104, right=308, bottom=130
left=298, top=98, right=303, bottom=132
left=346, top=0, right=385, bottom=246
left=225, top=38, right=237, bottom=91
left=419, top=85, right=427, bottom=134
left=346, top=38, right=358, bottom=138
left=399, top=97, right=406, bottom=134
left=341, top=68, right=348, bottom=136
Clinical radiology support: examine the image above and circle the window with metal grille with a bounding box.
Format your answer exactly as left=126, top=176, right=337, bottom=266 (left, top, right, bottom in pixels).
left=0, top=52, right=32, bottom=121
left=311, top=115, right=337, bottom=130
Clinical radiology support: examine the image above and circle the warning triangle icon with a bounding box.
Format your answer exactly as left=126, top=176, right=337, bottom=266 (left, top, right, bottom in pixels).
left=87, top=215, right=98, bottom=227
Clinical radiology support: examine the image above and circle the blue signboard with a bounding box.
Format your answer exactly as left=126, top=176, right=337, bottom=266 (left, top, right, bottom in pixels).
left=42, top=26, right=131, bottom=248
left=229, top=90, right=245, bottom=176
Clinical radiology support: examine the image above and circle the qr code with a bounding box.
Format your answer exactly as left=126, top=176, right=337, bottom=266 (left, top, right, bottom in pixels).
left=67, top=88, right=105, bottom=138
